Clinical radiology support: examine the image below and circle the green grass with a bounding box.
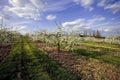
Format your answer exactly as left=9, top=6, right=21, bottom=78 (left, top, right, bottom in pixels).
left=0, top=38, right=80, bottom=80
left=29, top=42, right=80, bottom=80
left=21, top=40, right=51, bottom=80
left=34, top=39, right=120, bottom=80
left=73, top=47, right=120, bottom=66
left=80, top=41, right=120, bottom=51
left=0, top=42, right=22, bottom=80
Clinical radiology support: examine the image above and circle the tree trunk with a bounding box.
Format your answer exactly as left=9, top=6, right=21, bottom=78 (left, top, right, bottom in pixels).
left=57, top=42, right=60, bottom=53
left=57, top=38, right=60, bottom=53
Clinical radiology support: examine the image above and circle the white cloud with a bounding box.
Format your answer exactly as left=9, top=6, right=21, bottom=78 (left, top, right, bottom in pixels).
left=104, top=28, right=110, bottom=32
left=4, top=0, right=45, bottom=20
left=62, top=16, right=106, bottom=32
left=9, top=0, right=24, bottom=7
left=88, top=16, right=106, bottom=24
left=97, top=0, right=107, bottom=7
left=46, top=15, right=56, bottom=20
left=11, top=25, right=29, bottom=34
left=62, top=19, right=85, bottom=32
left=97, top=0, right=120, bottom=14
left=73, top=0, right=94, bottom=11
left=10, top=20, right=33, bottom=25
left=17, top=26, right=26, bottom=31
left=44, top=0, right=72, bottom=11
left=62, top=19, right=85, bottom=27
left=62, top=16, right=120, bottom=36
left=94, top=20, right=120, bottom=36
left=5, top=0, right=73, bottom=19
left=11, top=25, right=26, bottom=31
left=104, top=1, right=120, bottom=14
left=30, top=0, right=44, bottom=9
left=102, top=26, right=120, bottom=36
left=0, top=13, right=11, bottom=19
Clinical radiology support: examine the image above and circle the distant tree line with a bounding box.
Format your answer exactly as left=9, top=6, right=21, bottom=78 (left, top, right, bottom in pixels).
left=79, top=30, right=104, bottom=38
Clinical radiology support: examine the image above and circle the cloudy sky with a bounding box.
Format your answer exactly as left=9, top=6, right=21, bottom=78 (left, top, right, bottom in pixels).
left=0, top=0, right=120, bottom=36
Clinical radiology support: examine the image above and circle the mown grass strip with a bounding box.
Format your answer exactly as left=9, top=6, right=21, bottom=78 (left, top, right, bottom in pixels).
left=28, top=43, right=81, bottom=80
left=73, top=48, right=120, bottom=66
left=80, top=41, right=120, bottom=51
left=22, top=40, right=51, bottom=80
left=0, top=38, right=81, bottom=80
left=0, top=38, right=52, bottom=80
left=0, top=42, right=22, bottom=80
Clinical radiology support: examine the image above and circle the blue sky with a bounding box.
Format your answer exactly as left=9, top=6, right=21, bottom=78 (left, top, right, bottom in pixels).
left=0, top=0, right=120, bottom=36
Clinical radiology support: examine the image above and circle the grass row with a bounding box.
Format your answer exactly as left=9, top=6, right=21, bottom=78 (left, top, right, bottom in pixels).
left=0, top=38, right=80, bottom=80
left=80, top=41, right=120, bottom=51
left=28, top=42, right=80, bottom=80
left=0, top=42, right=21, bottom=80
left=58, top=40, right=120, bottom=66
left=73, top=41, right=120, bottom=66
left=20, top=39, right=52, bottom=80
left=73, top=48, right=120, bottom=66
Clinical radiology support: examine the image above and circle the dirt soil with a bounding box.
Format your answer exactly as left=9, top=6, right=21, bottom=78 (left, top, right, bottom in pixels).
left=0, top=44, right=14, bottom=62
left=34, top=43, right=120, bottom=80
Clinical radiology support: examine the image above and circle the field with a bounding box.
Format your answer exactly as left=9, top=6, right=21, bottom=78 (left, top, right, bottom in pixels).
left=0, top=37, right=79, bottom=80
left=34, top=40, right=120, bottom=80
left=0, top=29, right=120, bottom=80
left=1, top=0, right=120, bottom=80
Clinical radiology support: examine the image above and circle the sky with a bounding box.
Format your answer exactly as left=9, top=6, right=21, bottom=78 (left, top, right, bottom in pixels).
left=0, top=0, right=120, bottom=36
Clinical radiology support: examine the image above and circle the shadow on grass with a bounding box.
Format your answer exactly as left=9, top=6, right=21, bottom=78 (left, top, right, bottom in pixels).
left=73, top=49, right=104, bottom=58
left=73, top=49, right=120, bottom=66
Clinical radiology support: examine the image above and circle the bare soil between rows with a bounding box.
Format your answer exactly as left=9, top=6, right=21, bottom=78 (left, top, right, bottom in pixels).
left=0, top=44, right=14, bottom=62
left=34, top=42, right=120, bottom=80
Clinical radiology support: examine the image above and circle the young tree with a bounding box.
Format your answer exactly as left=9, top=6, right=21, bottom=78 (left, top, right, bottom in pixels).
left=35, top=30, right=48, bottom=43
left=64, top=31, right=80, bottom=51
left=50, top=27, right=63, bottom=53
